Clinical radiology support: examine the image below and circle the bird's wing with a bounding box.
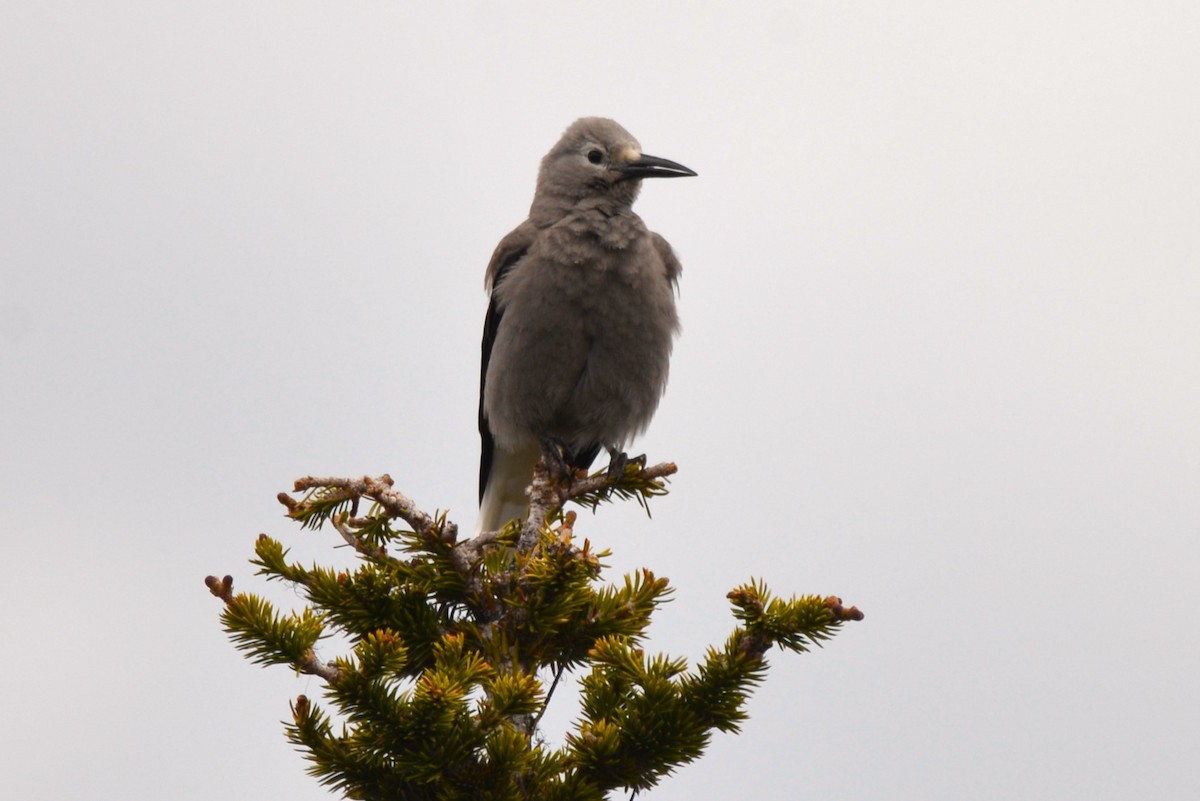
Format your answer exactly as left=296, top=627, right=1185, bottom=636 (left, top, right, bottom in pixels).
left=479, top=224, right=536, bottom=503
left=650, top=232, right=683, bottom=288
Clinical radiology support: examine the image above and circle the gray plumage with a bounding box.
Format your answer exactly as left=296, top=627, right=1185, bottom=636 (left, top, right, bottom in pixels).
left=477, top=117, right=696, bottom=533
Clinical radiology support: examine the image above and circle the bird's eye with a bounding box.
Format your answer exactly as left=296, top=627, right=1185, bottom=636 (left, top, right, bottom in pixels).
left=587, top=149, right=604, bottom=165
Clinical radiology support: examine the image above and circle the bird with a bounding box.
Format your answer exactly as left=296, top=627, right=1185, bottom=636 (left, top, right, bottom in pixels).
left=477, top=117, right=696, bottom=533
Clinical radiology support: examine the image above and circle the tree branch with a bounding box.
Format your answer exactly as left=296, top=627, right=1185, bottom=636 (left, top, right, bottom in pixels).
left=203, top=574, right=344, bottom=682
left=289, top=474, right=458, bottom=546
left=567, top=461, right=677, bottom=500
left=298, top=648, right=343, bottom=683
left=514, top=459, right=677, bottom=552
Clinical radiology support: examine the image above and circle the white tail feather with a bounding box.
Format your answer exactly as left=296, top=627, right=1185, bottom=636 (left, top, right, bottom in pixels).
left=475, top=440, right=540, bottom=534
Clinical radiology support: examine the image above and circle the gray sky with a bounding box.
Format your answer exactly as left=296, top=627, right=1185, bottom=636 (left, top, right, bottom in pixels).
left=3, top=3, right=1197, bottom=799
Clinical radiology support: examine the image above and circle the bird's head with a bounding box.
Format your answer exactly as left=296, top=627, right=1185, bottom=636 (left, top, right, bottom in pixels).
left=533, top=117, right=696, bottom=215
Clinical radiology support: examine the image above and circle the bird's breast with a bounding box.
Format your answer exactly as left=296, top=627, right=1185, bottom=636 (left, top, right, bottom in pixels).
left=486, top=218, right=679, bottom=449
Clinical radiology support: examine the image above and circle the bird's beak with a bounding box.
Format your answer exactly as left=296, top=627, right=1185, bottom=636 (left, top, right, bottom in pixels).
left=617, top=153, right=698, bottom=180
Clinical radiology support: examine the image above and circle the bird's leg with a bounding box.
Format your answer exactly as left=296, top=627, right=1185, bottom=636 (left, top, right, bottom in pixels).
left=537, top=436, right=574, bottom=482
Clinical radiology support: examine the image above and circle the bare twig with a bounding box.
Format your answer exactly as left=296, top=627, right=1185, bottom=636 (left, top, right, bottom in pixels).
left=299, top=648, right=343, bottom=683
left=330, top=513, right=391, bottom=562
left=289, top=474, right=459, bottom=546
left=451, top=528, right=500, bottom=575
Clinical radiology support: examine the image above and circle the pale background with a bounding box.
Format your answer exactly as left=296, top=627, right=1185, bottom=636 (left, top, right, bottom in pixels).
left=2, top=3, right=1197, bottom=799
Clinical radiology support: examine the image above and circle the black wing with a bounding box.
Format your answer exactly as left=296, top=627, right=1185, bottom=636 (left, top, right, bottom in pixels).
left=478, top=250, right=526, bottom=503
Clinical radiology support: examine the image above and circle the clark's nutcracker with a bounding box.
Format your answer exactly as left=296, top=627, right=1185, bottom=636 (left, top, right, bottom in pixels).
left=477, top=117, right=696, bottom=533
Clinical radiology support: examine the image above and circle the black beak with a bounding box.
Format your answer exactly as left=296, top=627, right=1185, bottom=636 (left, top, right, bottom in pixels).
left=618, top=153, right=698, bottom=180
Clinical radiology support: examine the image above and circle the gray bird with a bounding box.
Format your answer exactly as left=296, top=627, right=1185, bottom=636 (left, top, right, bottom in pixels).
left=477, top=117, right=696, bottom=533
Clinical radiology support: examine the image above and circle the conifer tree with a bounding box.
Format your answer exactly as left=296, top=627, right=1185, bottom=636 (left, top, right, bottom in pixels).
left=206, top=459, right=862, bottom=799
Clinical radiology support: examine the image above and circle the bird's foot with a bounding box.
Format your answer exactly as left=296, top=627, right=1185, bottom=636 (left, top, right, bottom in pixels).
left=605, top=451, right=646, bottom=483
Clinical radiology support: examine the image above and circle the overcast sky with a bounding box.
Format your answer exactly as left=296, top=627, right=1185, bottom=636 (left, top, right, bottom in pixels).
left=2, top=3, right=1197, bottom=800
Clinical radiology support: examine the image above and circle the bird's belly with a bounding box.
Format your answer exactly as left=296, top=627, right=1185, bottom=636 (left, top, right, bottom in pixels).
left=486, top=265, right=674, bottom=451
